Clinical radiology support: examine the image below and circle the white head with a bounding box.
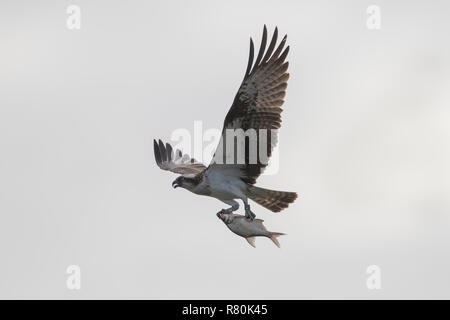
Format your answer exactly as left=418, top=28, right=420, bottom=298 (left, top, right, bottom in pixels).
left=172, top=174, right=198, bottom=192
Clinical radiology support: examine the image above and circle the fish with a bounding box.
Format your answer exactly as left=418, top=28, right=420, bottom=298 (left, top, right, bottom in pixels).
left=217, top=210, right=285, bottom=248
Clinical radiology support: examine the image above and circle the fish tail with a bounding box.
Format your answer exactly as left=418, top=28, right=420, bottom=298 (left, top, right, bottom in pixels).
left=269, top=232, right=285, bottom=248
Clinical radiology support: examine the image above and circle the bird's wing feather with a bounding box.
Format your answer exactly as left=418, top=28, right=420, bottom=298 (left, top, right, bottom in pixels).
left=207, top=25, right=289, bottom=184
left=153, top=139, right=206, bottom=175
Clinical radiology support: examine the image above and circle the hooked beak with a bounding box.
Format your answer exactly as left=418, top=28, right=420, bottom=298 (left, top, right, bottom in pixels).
left=172, top=180, right=180, bottom=189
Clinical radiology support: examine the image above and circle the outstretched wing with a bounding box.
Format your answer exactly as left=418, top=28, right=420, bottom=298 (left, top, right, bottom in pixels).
left=208, top=25, right=290, bottom=184
left=153, top=139, right=206, bottom=175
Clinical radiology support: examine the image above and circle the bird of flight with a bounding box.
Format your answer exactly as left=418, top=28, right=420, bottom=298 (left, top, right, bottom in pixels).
left=154, top=26, right=297, bottom=220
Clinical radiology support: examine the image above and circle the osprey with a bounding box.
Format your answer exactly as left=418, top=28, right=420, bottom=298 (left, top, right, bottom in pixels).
left=154, top=26, right=297, bottom=220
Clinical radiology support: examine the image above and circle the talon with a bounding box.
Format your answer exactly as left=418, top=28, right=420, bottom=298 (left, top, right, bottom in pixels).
left=244, top=204, right=256, bottom=221
left=218, top=208, right=234, bottom=221
left=224, top=214, right=233, bottom=224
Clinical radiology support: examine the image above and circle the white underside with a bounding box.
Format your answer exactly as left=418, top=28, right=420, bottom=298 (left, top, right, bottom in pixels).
left=192, top=166, right=248, bottom=201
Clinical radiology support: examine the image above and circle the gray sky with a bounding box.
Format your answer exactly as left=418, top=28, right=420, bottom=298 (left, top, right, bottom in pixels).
left=0, top=0, right=449, bottom=299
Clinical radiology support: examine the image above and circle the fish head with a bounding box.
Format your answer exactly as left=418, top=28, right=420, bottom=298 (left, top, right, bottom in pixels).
left=216, top=210, right=234, bottom=224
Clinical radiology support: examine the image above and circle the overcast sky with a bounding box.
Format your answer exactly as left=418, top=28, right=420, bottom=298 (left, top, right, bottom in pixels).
left=0, top=0, right=449, bottom=299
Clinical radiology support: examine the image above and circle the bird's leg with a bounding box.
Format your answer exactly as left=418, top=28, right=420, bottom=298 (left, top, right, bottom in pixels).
left=220, top=200, right=239, bottom=215
left=217, top=200, right=239, bottom=223
left=223, top=207, right=234, bottom=214
left=242, top=198, right=256, bottom=220
left=244, top=204, right=256, bottom=220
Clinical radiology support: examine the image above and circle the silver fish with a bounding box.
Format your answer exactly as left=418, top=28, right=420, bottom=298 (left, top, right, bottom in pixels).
left=217, top=211, right=285, bottom=248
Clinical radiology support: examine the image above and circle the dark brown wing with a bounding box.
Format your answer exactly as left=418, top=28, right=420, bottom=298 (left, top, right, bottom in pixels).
left=153, top=139, right=206, bottom=175
left=209, top=26, right=289, bottom=184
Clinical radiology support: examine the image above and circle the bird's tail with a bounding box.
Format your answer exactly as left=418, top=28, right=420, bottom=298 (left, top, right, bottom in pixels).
left=247, top=185, right=297, bottom=213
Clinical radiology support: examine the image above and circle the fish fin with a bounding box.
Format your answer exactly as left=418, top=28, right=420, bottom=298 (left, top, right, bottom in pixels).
left=254, top=219, right=265, bottom=229
left=270, top=232, right=285, bottom=248
left=246, top=237, right=256, bottom=248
